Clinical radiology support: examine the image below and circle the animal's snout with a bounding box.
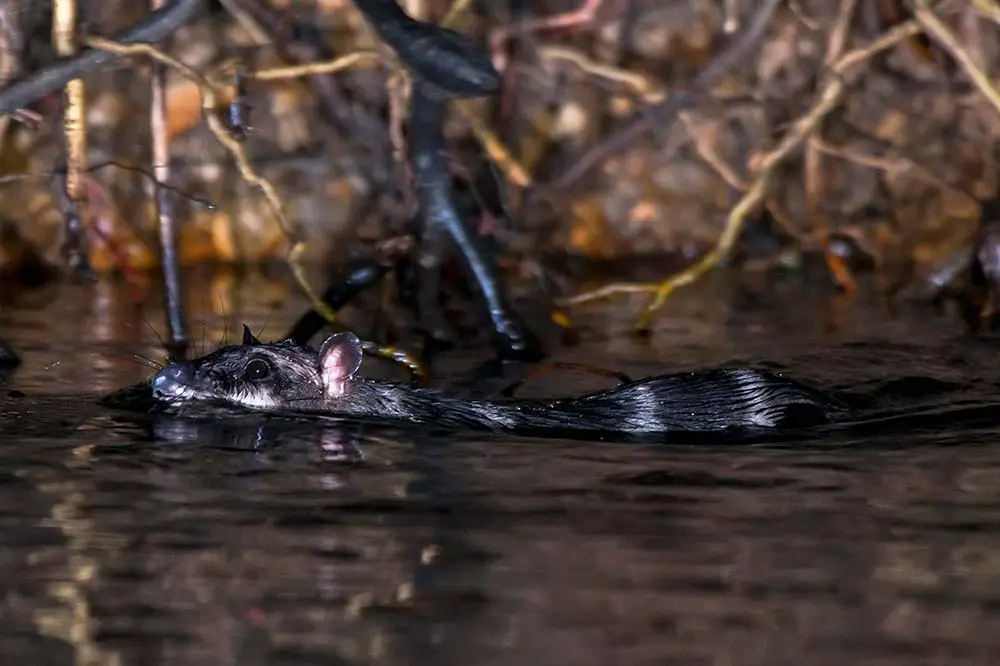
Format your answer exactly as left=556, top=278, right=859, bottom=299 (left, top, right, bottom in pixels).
left=151, top=361, right=194, bottom=398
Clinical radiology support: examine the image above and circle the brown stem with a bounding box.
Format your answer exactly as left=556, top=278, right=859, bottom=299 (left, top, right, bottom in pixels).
left=150, top=0, right=187, bottom=353
left=54, top=0, right=92, bottom=280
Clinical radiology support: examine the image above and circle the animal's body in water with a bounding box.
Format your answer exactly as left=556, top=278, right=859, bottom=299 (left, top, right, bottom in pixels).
left=146, top=329, right=848, bottom=436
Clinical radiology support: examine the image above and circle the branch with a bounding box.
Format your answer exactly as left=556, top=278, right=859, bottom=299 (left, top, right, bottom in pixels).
left=0, top=0, right=204, bottom=116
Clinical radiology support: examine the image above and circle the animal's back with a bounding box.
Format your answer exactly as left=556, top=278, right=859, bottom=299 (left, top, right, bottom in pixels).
left=507, top=367, right=846, bottom=434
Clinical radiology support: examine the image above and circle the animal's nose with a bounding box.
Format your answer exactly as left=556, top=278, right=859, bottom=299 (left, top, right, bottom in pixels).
left=151, top=361, right=193, bottom=396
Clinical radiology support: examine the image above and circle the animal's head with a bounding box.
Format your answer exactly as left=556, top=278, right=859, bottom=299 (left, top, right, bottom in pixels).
left=150, top=325, right=365, bottom=411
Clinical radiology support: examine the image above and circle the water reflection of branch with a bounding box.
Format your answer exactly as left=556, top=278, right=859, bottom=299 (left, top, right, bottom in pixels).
left=34, top=444, right=125, bottom=666
left=147, top=411, right=368, bottom=467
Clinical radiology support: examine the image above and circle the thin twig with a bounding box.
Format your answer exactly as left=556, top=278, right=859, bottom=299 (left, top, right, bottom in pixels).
left=386, top=66, right=410, bottom=177
left=806, top=0, right=860, bottom=293
left=628, top=20, right=923, bottom=330
left=250, top=51, right=381, bottom=81
left=439, top=0, right=473, bottom=28
left=0, top=161, right=215, bottom=208
left=215, top=0, right=271, bottom=44
left=914, top=0, right=1000, bottom=118
left=563, top=20, right=923, bottom=321
left=150, top=0, right=186, bottom=350
left=628, top=20, right=922, bottom=330
left=544, top=0, right=782, bottom=194
left=536, top=43, right=750, bottom=192
left=84, top=36, right=337, bottom=323
left=788, top=0, right=821, bottom=31
left=556, top=282, right=657, bottom=306
left=682, top=111, right=749, bottom=191
left=971, top=0, right=1000, bottom=28
left=813, top=137, right=977, bottom=204
left=490, top=0, right=605, bottom=72
left=804, top=0, right=857, bottom=237
left=454, top=100, right=532, bottom=187
left=221, top=0, right=391, bottom=182
left=54, top=0, right=92, bottom=280
left=0, top=0, right=202, bottom=116
left=536, top=44, right=660, bottom=100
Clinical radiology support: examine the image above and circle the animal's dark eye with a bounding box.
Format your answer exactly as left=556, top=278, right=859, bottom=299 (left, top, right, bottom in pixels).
left=244, top=358, right=271, bottom=381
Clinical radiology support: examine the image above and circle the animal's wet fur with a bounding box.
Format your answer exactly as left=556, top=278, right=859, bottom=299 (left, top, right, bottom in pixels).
left=150, top=339, right=327, bottom=411
left=149, top=331, right=848, bottom=434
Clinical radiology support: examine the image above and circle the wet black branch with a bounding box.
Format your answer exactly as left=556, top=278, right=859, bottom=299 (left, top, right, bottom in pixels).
left=286, top=257, right=391, bottom=346
left=348, top=0, right=540, bottom=359
left=351, top=0, right=499, bottom=99
left=0, top=0, right=204, bottom=115
left=407, top=82, right=541, bottom=360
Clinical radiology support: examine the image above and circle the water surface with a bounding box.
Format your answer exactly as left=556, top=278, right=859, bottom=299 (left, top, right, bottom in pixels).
left=2, top=269, right=1000, bottom=666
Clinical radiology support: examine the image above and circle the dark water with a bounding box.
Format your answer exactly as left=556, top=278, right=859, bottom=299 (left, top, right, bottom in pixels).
left=3, top=269, right=1000, bottom=666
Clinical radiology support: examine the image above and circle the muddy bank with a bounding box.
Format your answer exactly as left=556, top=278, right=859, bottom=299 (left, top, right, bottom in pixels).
left=0, top=0, right=998, bottom=309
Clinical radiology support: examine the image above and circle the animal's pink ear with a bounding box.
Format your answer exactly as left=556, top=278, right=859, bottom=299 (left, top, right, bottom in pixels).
left=318, top=332, right=363, bottom=397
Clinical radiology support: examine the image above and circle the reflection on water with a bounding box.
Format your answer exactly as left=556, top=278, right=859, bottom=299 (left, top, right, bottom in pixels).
left=3, top=267, right=1000, bottom=665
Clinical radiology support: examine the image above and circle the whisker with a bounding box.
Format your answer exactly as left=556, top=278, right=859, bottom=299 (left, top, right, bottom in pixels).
left=217, top=289, right=230, bottom=349
left=136, top=314, right=167, bottom=352
left=200, top=315, right=207, bottom=357
left=102, top=314, right=171, bottom=365
left=102, top=312, right=158, bottom=348
left=201, top=289, right=210, bottom=357
left=198, top=310, right=208, bottom=356
left=127, top=352, right=164, bottom=371
left=92, top=347, right=167, bottom=370
left=257, top=303, right=278, bottom=342
left=195, top=282, right=209, bottom=358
